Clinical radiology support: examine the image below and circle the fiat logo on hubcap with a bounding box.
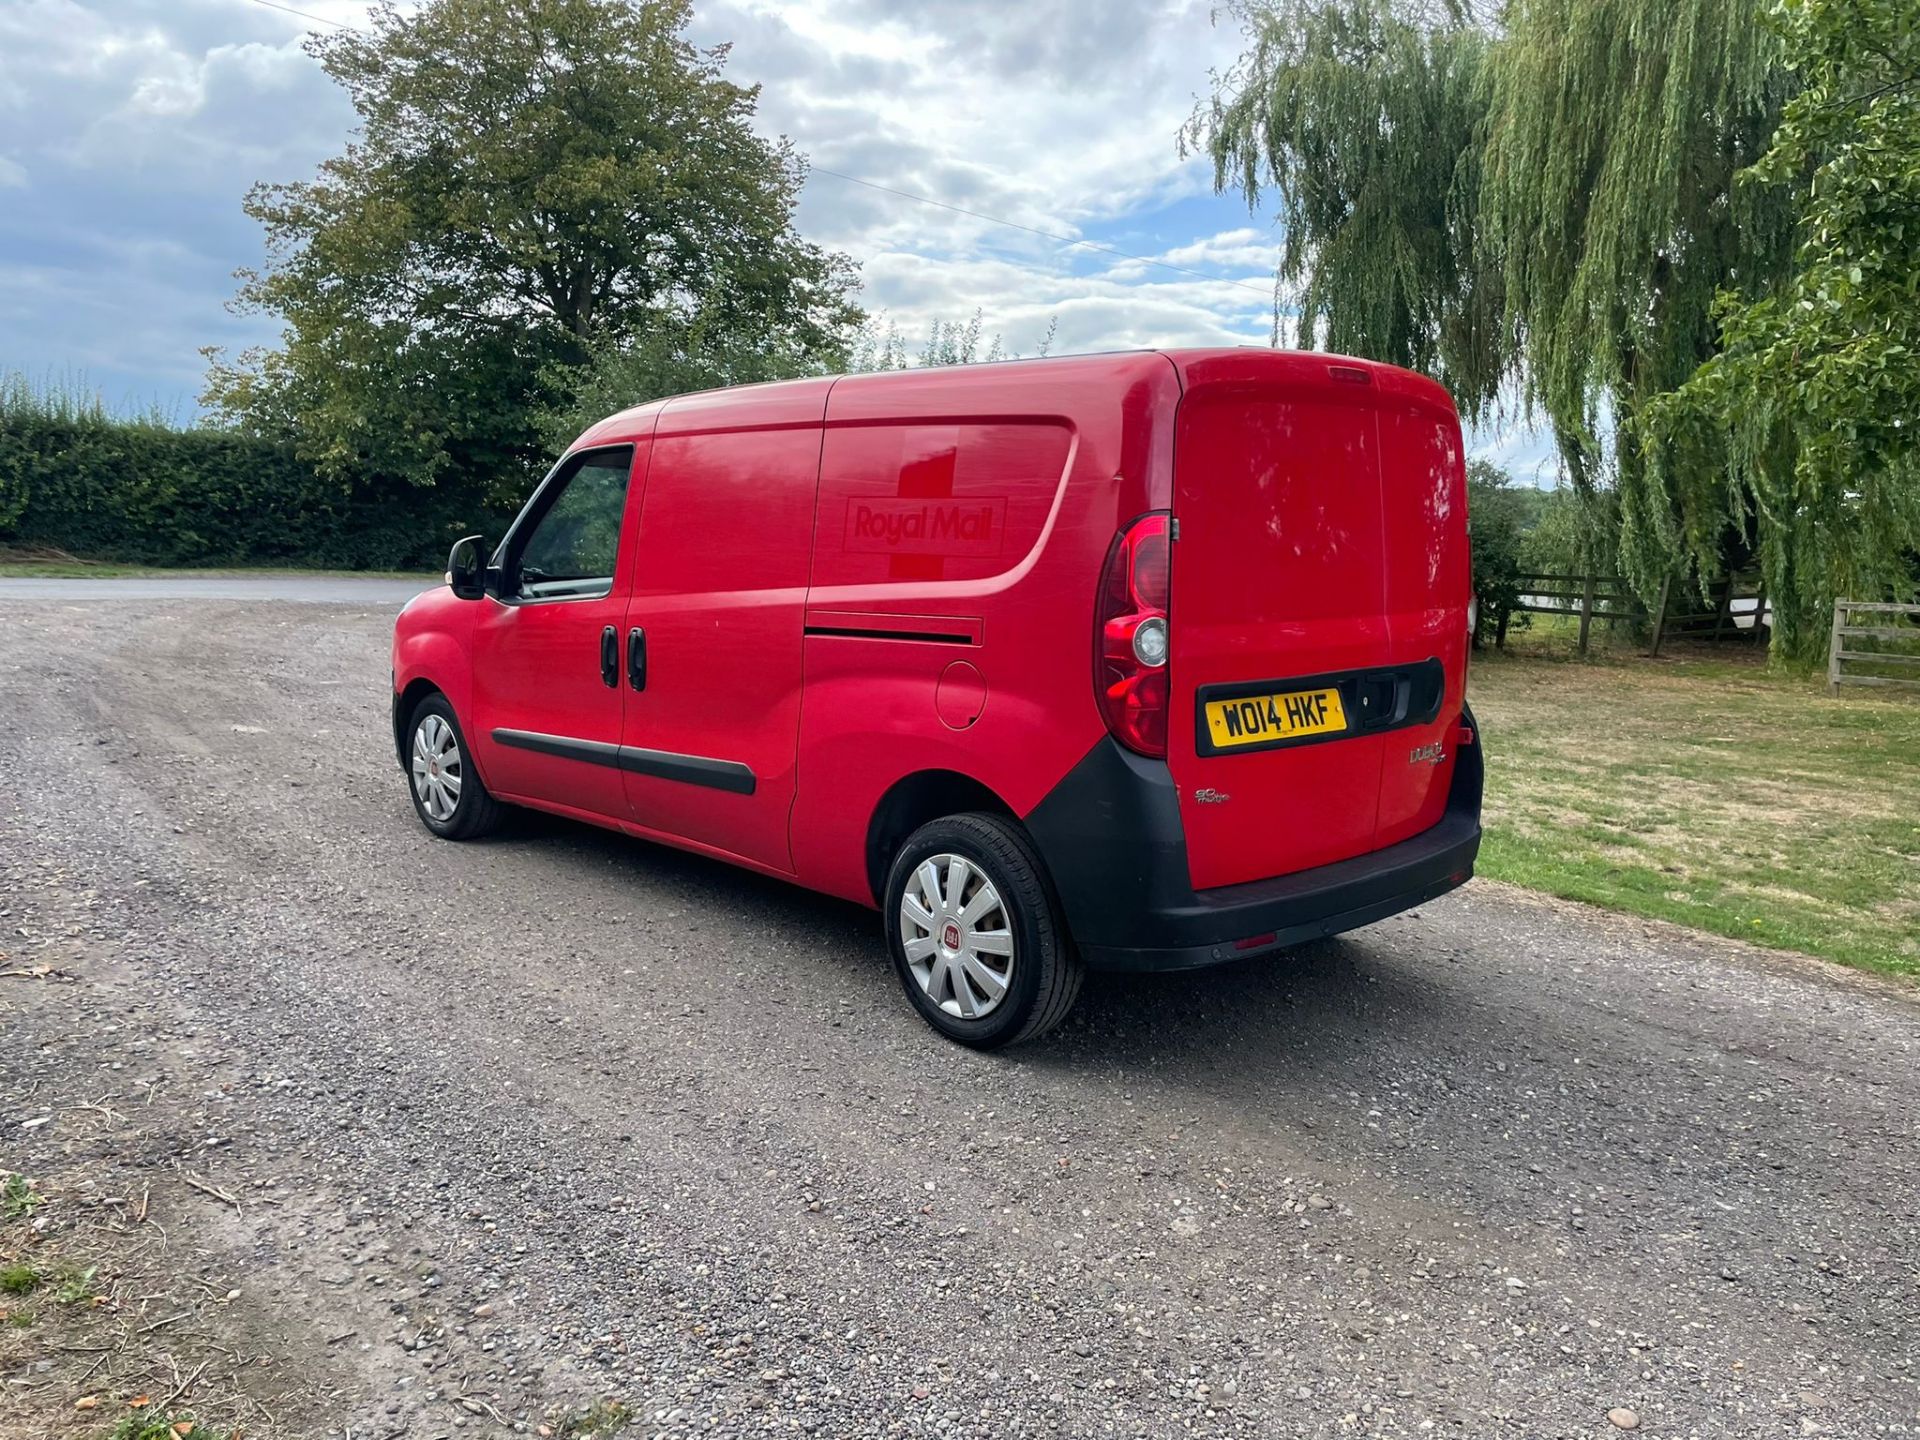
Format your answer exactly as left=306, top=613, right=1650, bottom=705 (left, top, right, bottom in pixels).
left=941, top=921, right=962, bottom=950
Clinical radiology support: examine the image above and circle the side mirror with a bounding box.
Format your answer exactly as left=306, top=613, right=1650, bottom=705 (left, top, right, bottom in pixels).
left=447, top=535, right=488, bottom=600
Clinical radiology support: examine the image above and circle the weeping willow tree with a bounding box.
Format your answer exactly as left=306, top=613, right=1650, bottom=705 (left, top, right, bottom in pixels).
left=1643, top=0, right=1920, bottom=659
left=1188, top=0, right=1827, bottom=648
left=1478, top=0, right=1798, bottom=606
left=1181, top=1, right=1505, bottom=416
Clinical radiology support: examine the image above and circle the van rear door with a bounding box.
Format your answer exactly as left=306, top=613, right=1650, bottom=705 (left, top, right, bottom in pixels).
left=1163, top=352, right=1464, bottom=892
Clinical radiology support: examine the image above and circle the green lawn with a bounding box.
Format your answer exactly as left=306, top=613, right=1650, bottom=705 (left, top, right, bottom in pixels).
left=1467, top=642, right=1920, bottom=978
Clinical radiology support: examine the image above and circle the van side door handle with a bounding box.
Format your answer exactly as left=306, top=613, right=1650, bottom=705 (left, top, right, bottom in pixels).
left=627, top=627, right=647, bottom=692
left=600, top=625, right=618, bottom=688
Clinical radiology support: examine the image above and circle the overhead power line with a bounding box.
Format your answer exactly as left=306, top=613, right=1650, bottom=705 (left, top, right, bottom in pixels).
left=245, top=0, right=354, bottom=29
left=239, top=0, right=1274, bottom=301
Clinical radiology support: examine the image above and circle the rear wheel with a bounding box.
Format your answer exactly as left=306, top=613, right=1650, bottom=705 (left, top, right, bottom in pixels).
left=883, top=812, right=1082, bottom=1048
left=406, top=694, right=504, bottom=840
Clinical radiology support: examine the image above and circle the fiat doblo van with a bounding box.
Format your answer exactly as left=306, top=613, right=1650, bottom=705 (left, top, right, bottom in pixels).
left=391, top=349, right=1482, bottom=1047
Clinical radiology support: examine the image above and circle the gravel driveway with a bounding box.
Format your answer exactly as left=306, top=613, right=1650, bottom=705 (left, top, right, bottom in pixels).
left=2, top=589, right=1915, bottom=1438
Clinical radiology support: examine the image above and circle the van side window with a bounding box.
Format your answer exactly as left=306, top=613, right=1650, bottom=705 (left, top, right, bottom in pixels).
left=513, top=451, right=631, bottom=600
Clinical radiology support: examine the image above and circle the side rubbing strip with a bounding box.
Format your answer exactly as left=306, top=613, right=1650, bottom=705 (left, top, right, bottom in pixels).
left=617, top=744, right=756, bottom=796
left=492, top=729, right=756, bottom=796
left=493, top=729, right=621, bottom=769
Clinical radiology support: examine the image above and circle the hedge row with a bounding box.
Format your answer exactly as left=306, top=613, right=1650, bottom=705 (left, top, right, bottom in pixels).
left=0, top=411, right=514, bottom=571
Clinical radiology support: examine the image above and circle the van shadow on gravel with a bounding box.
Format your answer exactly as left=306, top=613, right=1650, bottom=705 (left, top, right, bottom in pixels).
left=466, top=802, right=1492, bottom=1080
left=450, top=803, right=1920, bottom=1347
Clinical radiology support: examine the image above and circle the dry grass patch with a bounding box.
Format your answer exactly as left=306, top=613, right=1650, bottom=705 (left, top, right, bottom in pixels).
left=0, top=1164, right=258, bottom=1439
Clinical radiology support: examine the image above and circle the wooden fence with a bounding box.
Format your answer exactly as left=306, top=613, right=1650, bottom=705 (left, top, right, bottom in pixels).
left=1647, top=571, right=1770, bottom=655
left=1828, top=600, right=1920, bottom=695
left=1501, top=573, right=1645, bottom=654
left=1493, top=571, right=1769, bottom=656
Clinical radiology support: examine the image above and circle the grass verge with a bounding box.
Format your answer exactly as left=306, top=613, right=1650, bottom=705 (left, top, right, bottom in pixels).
left=1467, top=641, right=1920, bottom=978
left=0, top=546, right=433, bottom=581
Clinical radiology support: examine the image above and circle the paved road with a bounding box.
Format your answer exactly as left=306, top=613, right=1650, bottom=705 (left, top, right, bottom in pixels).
left=0, top=574, right=434, bottom=604
left=1, top=598, right=1915, bottom=1438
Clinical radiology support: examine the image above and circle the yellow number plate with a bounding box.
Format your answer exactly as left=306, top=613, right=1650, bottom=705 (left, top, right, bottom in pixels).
left=1204, top=686, right=1347, bottom=750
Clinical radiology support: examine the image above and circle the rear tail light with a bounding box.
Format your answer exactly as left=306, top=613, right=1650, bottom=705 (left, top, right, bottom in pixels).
left=1096, top=512, right=1171, bottom=757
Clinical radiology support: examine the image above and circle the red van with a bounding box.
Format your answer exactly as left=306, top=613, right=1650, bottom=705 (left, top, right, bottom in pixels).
left=391, top=350, right=1482, bottom=1047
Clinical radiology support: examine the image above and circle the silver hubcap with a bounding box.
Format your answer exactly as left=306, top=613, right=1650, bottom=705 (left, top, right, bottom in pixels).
left=898, top=853, right=1015, bottom=1020
left=410, top=713, right=464, bottom=822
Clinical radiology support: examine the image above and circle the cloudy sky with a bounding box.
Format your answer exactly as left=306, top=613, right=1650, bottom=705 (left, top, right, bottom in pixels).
left=0, top=0, right=1548, bottom=473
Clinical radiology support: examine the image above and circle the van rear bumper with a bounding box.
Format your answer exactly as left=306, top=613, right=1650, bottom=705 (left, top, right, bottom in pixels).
left=1023, top=713, right=1482, bottom=972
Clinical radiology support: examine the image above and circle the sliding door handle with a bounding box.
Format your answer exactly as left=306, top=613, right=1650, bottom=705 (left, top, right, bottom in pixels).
left=600, top=625, right=618, bottom=688
left=627, top=627, right=647, bottom=692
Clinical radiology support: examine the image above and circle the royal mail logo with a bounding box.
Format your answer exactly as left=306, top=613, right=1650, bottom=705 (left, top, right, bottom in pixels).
left=844, top=497, right=1006, bottom=557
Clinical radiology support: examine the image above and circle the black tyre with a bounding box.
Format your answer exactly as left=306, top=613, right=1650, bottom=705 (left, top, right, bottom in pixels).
left=883, top=812, right=1083, bottom=1048
left=404, top=693, right=505, bottom=840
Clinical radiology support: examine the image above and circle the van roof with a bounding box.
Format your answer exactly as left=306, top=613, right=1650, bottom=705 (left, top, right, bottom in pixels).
left=573, top=346, right=1453, bottom=449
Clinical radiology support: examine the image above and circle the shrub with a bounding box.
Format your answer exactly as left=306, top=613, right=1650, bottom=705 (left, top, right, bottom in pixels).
left=1466, top=461, right=1527, bottom=646
left=0, top=376, right=514, bottom=570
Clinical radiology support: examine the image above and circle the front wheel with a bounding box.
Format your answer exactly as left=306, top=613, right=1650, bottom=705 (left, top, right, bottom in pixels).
left=883, top=812, right=1083, bottom=1049
left=405, top=694, right=505, bottom=840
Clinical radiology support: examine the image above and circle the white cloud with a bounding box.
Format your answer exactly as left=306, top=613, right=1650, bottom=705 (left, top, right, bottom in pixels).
left=677, top=0, right=1275, bottom=359
left=1159, top=228, right=1280, bottom=271
left=858, top=249, right=1272, bottom=359
left=692, top=0, right=1249, bottom=274
left=1101, top=226, right=1281, bottom=295
left=0, top=0, right=1284, bottom=406
left=1468, top=421, right=1561, bottom=486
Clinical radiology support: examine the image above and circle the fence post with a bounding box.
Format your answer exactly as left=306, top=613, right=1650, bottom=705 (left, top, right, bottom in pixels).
left=1711, top=576, right=1734, bottom=641
left=1750, top=578, right=1768, bottom=646
left=1648, top=575, right=1671, bottom=657
left=1827, top=599, right=1844, bottom=695
left=1578, top=574, right=1596, bottom=655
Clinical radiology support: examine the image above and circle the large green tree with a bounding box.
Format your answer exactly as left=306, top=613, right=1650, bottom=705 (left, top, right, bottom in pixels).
left=1646, top=0, right=1920, bottom=655
left=206, top=0, right=861, bottom=494
left=1187, top=0, right=1852, bottom=649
